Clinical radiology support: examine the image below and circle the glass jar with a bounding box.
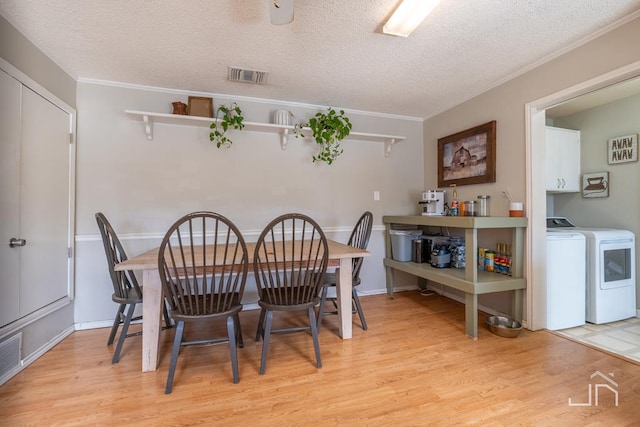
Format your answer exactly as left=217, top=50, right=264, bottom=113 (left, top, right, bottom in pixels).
left=477, top=195, right=490, bottom=217
left=464, top=200, right=476, bottom=216
left=450, top=236, right=465, bottom=268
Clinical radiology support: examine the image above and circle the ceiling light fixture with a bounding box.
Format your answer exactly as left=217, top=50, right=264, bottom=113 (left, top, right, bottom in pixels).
left=383, top=0, right=441, bottom=37
left=269, top=0, right=294, bottom=25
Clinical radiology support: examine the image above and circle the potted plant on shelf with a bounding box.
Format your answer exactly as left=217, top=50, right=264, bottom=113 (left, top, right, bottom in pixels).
left=209, top=102, right=245, bottom=148
left=294, top=108, right=352, bottom=165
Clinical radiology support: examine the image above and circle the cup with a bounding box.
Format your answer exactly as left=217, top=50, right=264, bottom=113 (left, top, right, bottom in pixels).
left=509, top=202, right=524, bottom=217
left=273, top=109, right=291, bottom=125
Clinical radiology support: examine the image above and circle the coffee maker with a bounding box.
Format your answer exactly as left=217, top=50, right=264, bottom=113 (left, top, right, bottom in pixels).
left=418, top=190, right=445, bottom=216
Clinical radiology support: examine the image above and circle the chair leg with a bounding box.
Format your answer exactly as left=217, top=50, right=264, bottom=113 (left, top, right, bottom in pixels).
left=112, top=303, right=136, bottom=364
left=235, top=313, right=244, bottom=348
left=162, top=301, right=173, bottom=328
left=316, top=286, right=329, bottom=329
left=352, top=288, right=367, bottom=331
left=227, top=316, right=240, bottom=384
left=255, top=308, right=266, bottom=341
left=165, top=320, right=185, bottom=394
left=308, top=307, right=322, bottom=369
left=107, top=304, right=126, bottom=345
left=259, top=310, right=274, bottom=375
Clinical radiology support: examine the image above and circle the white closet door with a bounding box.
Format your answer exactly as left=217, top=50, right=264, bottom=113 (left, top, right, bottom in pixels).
left=19, top=86, right=72, bottom=316
left=0, top=70, right=22, bottom=326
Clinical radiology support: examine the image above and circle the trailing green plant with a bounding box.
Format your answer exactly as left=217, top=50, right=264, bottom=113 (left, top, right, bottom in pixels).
left=209, top=102, right=245, bottom=148
left=294, top=108, right=352, bottom=165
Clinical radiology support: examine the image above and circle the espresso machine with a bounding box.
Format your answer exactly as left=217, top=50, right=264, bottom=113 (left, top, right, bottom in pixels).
left=418, top=190, right=445, bottom=216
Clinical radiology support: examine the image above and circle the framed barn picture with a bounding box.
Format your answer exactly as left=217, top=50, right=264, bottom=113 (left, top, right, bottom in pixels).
left=437, top=120, right=496, bottom=187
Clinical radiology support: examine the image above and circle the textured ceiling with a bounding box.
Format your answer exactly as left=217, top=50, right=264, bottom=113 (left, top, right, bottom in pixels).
left=2, top=0, right=640, bottom=118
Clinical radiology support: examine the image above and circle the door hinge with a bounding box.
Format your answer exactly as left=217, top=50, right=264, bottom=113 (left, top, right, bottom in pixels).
left=69, top=133, right=74, bottom=144
left=68, top=247, right=73, bottom=258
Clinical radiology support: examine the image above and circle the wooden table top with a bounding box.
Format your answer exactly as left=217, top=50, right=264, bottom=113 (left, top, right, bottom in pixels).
left=115, top=239, right=370, bottom=271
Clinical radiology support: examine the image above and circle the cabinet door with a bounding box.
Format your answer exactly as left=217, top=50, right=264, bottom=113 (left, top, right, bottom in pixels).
left=558, top=130, right=580, bottom=192
left=545, top=129, right=561, bottom=191
left=0, top=70, right=22, bottom=327
left=0, top=69, right=73, bottom=326
left=19, top=86, right=72, bottom=316
left=545, top=127, right=580, bottom=193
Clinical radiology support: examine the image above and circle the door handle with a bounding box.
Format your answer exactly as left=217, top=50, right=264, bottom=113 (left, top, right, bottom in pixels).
left=9, top=238, right=26, bottom=248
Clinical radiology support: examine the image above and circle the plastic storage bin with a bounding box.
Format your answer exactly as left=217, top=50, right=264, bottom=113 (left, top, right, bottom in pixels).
left=390, top=229, right=423, bottom=261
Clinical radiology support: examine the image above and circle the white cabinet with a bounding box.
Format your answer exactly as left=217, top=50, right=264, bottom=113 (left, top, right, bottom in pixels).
left=545, top=126, right=581, bottom=193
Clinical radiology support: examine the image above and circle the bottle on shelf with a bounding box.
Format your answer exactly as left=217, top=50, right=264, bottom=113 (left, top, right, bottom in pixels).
left=495, top=243, right=504, bottom=274
left=449, top=184, right=459, bottom=216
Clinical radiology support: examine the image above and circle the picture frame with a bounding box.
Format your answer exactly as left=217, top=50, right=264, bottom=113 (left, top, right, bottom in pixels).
left=437, top=120, right=496, bottom=187
left=582, top=171, right=609, bottom=198
left=187, top=96, right=213, bottom=118
left=607, top=134, right=638, bottom=164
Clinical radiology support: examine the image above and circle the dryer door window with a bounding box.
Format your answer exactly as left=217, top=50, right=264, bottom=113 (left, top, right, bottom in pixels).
left=601, top=244, right=632, bottom=289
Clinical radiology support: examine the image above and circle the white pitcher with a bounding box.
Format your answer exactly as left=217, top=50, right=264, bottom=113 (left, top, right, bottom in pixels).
left=273, top=109, right=292, bottom=125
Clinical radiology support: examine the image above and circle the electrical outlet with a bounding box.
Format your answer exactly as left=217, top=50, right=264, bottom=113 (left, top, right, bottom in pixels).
left=373, top=190, right=380, bottom=201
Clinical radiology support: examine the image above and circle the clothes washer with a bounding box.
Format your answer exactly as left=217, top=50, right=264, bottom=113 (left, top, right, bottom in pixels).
left=545, top=230, right=586, bottom=330
left=547, top=217, right=636, bottom=324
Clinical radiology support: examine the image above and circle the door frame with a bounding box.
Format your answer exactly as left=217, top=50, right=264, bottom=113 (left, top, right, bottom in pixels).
left=525, top=59, right=640, bottom=330
left=0, top=57, right=76, bottom=331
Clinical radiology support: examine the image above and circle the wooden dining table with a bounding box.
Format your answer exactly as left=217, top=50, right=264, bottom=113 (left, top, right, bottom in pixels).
left=115, top=239, right=370, bottom=372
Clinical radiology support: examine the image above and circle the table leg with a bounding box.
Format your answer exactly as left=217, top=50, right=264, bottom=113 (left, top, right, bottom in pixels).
left=465, top=292, right=478, bottom=339
left=336, top=259, right=353, bottom=339
left=142, top=269, right=162, bottom=372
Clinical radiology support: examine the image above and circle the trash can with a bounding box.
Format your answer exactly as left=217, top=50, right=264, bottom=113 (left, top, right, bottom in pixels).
left=390, top=229, right=423, bottom=261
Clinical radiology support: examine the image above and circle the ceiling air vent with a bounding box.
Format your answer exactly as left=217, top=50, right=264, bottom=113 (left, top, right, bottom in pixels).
left=228, top=67, right=269, bottom=84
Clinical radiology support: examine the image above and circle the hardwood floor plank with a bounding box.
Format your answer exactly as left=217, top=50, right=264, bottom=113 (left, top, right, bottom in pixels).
left=2, top=291, right=640, bottom=425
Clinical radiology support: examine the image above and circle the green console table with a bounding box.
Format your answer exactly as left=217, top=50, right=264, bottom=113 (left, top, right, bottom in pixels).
left=382, top=215, right=527, bottom=338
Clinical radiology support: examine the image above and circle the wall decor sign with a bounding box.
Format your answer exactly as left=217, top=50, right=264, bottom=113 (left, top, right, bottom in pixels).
left=607, top=134, right=637, bottom=164
left=437, top=120, right=496, bottom=187
left=582, top=171, right=609, bottom=198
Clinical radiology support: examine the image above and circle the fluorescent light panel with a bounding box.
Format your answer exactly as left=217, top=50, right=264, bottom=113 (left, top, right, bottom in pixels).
left=383, top=0, right=441, bottom=37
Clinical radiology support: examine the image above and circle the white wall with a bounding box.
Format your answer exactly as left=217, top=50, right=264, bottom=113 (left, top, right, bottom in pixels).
left=74, top=81, right=424, bottom=325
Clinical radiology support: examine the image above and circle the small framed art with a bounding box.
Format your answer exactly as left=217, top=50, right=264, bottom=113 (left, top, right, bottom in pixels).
left=582, top=171, right=609, bottom=198
left=187, top=96, right=213, bottom=118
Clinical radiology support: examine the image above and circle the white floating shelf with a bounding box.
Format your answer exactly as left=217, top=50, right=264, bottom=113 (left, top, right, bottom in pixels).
left=125, top=110, right=406, bottom=157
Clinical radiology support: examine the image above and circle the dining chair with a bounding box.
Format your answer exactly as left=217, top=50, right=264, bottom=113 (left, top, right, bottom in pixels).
left=253, top=213, right=329, bottom=375
left=158, top=211, right=249, bottom=394
left=316, top=211, right=373, bottom=331
left=95, top=212, right=172, bottom=364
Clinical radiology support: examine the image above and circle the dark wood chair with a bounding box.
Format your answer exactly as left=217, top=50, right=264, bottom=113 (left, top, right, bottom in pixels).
left=95, top=212, right=171, bottom=364
left=158, top=211, right=249, bottom=394
left=316, top=211, right=373, bottom=331
left=253, top=213, right=329, bottom=375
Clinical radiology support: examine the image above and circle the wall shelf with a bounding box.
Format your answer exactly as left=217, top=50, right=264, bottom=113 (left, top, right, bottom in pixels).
left=125, top=110, right=406, bottom=157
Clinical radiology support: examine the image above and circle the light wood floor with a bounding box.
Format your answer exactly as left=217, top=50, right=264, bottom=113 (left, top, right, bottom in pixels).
left=2, top=291, right=640, bottom=426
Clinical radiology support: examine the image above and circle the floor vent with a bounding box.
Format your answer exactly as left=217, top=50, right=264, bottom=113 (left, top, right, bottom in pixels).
left=0, top=333, right=22, bottom=381
left=228, top=66, right=269, bottom=84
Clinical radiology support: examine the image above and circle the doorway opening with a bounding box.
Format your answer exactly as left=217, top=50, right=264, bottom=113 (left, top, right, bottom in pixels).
left=525, top=60, right=640, bottom=355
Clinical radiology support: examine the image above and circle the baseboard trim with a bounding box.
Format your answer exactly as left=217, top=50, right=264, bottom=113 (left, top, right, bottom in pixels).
left=0, top=325, right=74, bottom=387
